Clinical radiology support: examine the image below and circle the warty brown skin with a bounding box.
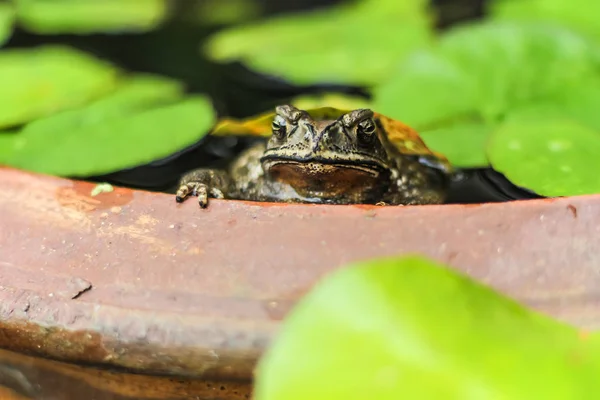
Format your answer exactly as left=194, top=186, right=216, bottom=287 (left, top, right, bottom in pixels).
left=176, top=105, right=449, bottom=208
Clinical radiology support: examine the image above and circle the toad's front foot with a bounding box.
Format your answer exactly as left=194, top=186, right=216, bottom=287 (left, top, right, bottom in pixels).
left=175, top=169, right=230, bottom=208
left=176, top=182, right=224, bottom=208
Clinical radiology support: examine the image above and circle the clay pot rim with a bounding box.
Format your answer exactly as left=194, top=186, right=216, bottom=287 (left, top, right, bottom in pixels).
left=0, top=166, right=595, bottom=380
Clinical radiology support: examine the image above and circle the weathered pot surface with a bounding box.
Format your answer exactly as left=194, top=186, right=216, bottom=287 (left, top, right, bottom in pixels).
left=0, top=165, right=599, bottom=382
left=0, top=347, right=251, bottom=400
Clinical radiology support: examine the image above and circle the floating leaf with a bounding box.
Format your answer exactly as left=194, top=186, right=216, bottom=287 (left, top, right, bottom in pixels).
left=374, top=22, right=600, bottom=125
left=549, top=82, right=600, bottom=132
left=502, top=80, right=600, bottom=133
left=373, top=50, right=475, bottom=129
left=291, top=92, right=372, bottom=111
left=372, top=21, right=600, bottom=168
left=205, top=0, right=433, bottom=86
left=487, top=79, right=600, bottom=192
left=0, top=3, right=15, bottom=47
left=0, top=45, right=120, bottom=129
left=0, top=130, right=19, bottom=164
left=491, top=0, right=600, bottom=42
left=3, top=74, right=184, bottom=172
left=5, top=90, right=215, bottom=176
left=255, top=255, right=600, bottom=400
left=420, top=122, right=491, bottom=168
left=191, top=0, right=261, bottom=26
left=14, top=0, right=169, bottom=34
left=17, top=74, right=185, bottom=136
left=487, top=117, right=600, bottom=197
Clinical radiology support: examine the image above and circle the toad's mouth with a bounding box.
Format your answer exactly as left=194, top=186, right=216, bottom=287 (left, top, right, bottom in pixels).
left=260, top=156, right=389, bottom=195
left=260, top=153, right=388, bottom=173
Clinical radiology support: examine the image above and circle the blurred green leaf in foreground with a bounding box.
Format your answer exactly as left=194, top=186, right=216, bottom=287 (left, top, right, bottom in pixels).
left=255, top=255, right=600, bottom=400
left=205, top=0, right=434, bottom=86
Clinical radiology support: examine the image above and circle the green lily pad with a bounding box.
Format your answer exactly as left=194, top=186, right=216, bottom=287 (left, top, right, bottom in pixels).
left=549, top=82, right=600, bottom=132
left=5, top=80, right=215, bottom=177
left=0, top=45, right=120, bottom=129
left=291, top=92, right=372, bottom=111
left=192, top=0, right=261, bottom=26
left=372, top=21, right=600, bottom=168
left=491, top=0, right=600, bottom=42
left=487, top=117, right=600, bottom=197
left=17, top=74, right=185, bottom=135
left=420, top=122, right=492, bottom=168
left=0, top=130, right=19, bottom=164
left=255, top=255, right=600, bottom=400
left=205, top=0, right=433, bottom=86
left=15, top=0, right=169, bottom=34
left=0, top=3, right=15, bottom=47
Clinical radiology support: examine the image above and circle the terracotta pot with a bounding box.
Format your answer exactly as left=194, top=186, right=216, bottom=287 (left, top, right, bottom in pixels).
left=0, top=166, right=598, bottom=398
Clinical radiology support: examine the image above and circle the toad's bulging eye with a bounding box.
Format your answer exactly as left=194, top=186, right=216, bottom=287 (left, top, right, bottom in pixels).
left=357, top=118, right=376, bottom=144
left=272, top=116, right=287, bottom=139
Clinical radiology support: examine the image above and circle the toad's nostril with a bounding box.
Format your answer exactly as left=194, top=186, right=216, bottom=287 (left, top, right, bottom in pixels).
left=312, top=130, right=327, bottom=152
left=311, top=141, right=320, bottom=152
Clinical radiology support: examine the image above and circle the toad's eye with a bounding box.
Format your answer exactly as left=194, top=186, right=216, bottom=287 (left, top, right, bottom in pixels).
left=272, top=116, right=287, bottom=139
left=357, top=118, right=376, bottom=144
